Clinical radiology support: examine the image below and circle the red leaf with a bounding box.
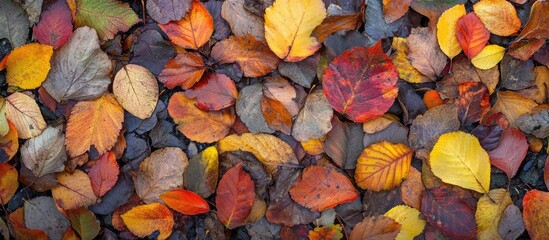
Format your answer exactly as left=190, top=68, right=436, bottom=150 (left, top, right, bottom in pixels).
left=421, top=187, right=477, bottom=239
left=215, top=162, right=255, bottom=229
left=456, top=13, right=490, bottom=59
left=289, top=166, right=359, bottom=212
left=184, top=73, right=238, bottom=111
left=161, top=189, right=210, bottom=215
left=456, top=81, right=490, bottom=125
left=32, top=0, right=73, bottom=49
left=488, top=128, right=528, bottom=178
left=323, top=42, right=399, bottom=122
left=88, top=151, right=119, bottom=197
left=523, top=190, right=549, bottom=239
left=158, top=52, right=206, bottom=89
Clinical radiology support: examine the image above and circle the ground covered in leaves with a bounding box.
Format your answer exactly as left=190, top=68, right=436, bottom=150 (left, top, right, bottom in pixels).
left=0, top=0, right=548, bottom=239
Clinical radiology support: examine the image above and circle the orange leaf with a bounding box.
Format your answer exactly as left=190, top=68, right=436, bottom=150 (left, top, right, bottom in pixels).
left=456, top=12, right=490, bottom=58
left=523, top=190, right=549, bottom=240
left=88, top=151, right=119, bottom=197
left=0, top=120, right=19, bottom=162
left=383, top=0, right=413, bottom=23
left=517, top=0, right=549, bottom=40
left=261, top=95, right=292, bottom=135
left=0, top=163, right=18, bottom=204
left=158, top=52, right=206, bottom=89
left=349, top=215, right=401, bottom=240
left=509, top=39, right=545, bottom=61
left=168, top=92, right=235, bottom=143
left=65, top=93, right=124, bottom=157
left=400, top=167, right=424, bottom=210
left=121, top=203, right=174, bottom=240
left=211, top=35, right=280, bottom=77
left=312, top=13, right=362, bottom=42
left=309, top=224, right=343, bottom=240
left=185, top=73, right=238, bottom=111
left=216, top=162, right=255, bottom=229
left=159, top=1, right=213, bottom=49
left=161, top=189, right=210, bottom=215
left=52, top=170, right=97, bottom=210
left=423, top=90, right=444, bottom=110
left=8, top=208, right=49, bottom=240
left=289, top=166, right=358, bottom=212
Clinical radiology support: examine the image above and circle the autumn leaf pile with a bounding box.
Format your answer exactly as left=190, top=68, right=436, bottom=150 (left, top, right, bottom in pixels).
left=0, top=0, right=548, bottom=239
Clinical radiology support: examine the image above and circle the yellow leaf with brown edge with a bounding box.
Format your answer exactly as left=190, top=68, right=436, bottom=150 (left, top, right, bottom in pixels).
left=473, top=0, right=521, bottom=36
left=65, top=93, right=124, bottom=157
left=217, top=133, right=299, bottom=174
left=391, top=37, right=430, bottom=83
left=475, top=188, right=513, bottom=240
left=52, top=170, right=97, bottom=210
left=437, top=4, right=465, bottom=58
left=264, top=0, right=326, bottom=62
left=471, top=44, right=505, bottom=70
left=5, top=92, right=46, bottom=139
left=301, top=136, right=326, bottom=155
left=355, top=141, right=413, bottom=191
left=486, top=91, right=538, bottom=127
left=121, top=203, right=174, bottom=240
left=6, top=43, right=53, bottom=90
left=0, top=163, right=18, bottom=204
left=429, top=131, right=490, bottom=193
left=384, top=205, right=426, bottom=240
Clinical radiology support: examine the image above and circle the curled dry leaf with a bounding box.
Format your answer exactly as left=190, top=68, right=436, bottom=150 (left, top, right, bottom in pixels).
left=5, top=92, right=46, bottom=139
left=475, top=188, right=513, bottom=240
left=52, top=170, right=97, bottom=210
left=159, top=1, right=213, bottom=50
left=216, top=162, right=255, bottom=229
left=134, top=147, right=188, bottom=204
left=355, top=141, right=413, bottom=191
left=168, top=92, right=235, bottom=143
left=121, top=203, right=174, bottom=240
left=407, top=27, right=447, bottom=80
left=74, top=0, right=139, bottom=40
left=384, top=205, right=426, bottom=240
left=158, top=52, right=206, bottom=90
left=21, top=125, right=66, bottom=178
left=88, top=151, right=119, bottom=197
left=437, top=4, right=465, bottom=58
left=323, top=43, right=399, bottom=123
left=113, top=64, right=159, bottom=119
left=65, top=93, right=124, bottom=157
left=289, top=165, right=359, bottom=212
left=522, top=190, right=549, bottom=240
left=161, top=189, right=210, bottom=215
left=349, top=215, right=401, bottom=240
left=488, top=128, right=528, bottom=178
left=0, top=163, right=17, bottom=204
left=184, top=73, right=238, bottom=111
left=211, top=35, right=279, bottom=77
left=292, top=89, right=333, bottom=142
left=264, top=0, right=326, bottom=62
left=456, top=12, right=490, bottom=59
left=6, top=43, right=53, bottom=90
left=43, top=27, right=112, bottom=102
left=473, top=0, right=521, bottom=36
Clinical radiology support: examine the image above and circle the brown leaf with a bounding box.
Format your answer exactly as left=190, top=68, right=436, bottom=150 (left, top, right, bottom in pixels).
left=488, top=128, right=528, bottom=178
left=158, top=52, right=206, bottom=90
left=292, top=89, right=333, bottom=142
left=262, top=76, right=300, bottom=116
left=261, top=96, right=292, bottom=135
left=312, top=13, right=362, bottom=42
left=486, top=91, right=538, bottom=127
left=517, top=0, right=549, bottom=40
left=159, top=1, right=213, bottom=49
left=400, top=167, right=424, bottom=209
left=383, top=0, right=412, bottom=23
left=349, top=215, right=401, bottom=240
left=184, top=73, right=238, bottom=111
left=409, top=103, right=460, bottom=151
left=221, top=0, right=265, bottom=41
left=509, top=39, right=545, bottom=61
left=88, top=151, right=119, bottom=197
left=456, top=81, right=491, bottom=125
left=407, top=27, right=447, bottom=80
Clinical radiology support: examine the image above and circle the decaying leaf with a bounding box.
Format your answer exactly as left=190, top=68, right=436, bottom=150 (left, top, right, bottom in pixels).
left=146, top=0, right=191, bottom=24
left=407, top=27, right=447, bottom=80
left=24, top=196, right=70, bottom=240
left=221, top=0, right=265, bottom=41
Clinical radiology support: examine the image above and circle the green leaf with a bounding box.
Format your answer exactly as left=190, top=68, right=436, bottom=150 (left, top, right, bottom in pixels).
left=75, top=0, right=139, bottom=40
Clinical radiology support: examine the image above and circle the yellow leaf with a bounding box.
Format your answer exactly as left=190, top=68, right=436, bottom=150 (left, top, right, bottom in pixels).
left=473, top=0, right=521, bottom=36
left=121, top=203, right=174, bottom=240
left=471, top=44, right=505, bottom=70
left=384, top=205, right=426, bottom=240
left=5, top=92, right=46, bottom=139
left=475, top=189, right=513, bottom=240
left=391, top=37, right=431, bottom=83
left=429, top=131, right=490, bottom=193
left=113, top=64, right=159, bottom=119
left=217, top=133, right=299, bottom=174
left=6, top=43, right=53, bottom=90
left=355, top=141, right=413, bottom=191
left=437, top=4, right=465, bottom=58
left=486, top=91, right=538, bottom=127
left=264, top=0, right=326, bottom=62
left=0, top=97, right=9, bottom=137
left=301, top=136, right=326, bottom=155
left=52, top=170, right=97, bottom=210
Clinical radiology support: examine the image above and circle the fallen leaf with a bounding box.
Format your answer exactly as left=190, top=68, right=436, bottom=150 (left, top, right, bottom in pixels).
left=262, top=76, right=300, bottom=116
left=159, top=1, right=213, bottom=49
left=289, top=166, right=359, bottom=212
left=383, top=0, right=413, bottom=23
left=5, top=92, right=46, bottom=139
left=456, top=81, right=491, bottom=125
left=0, top=163, right=17, bottom=204
left=312, top=13, right=362, bottom=42
left=24, top=196, right=71, bottom=240
left=134, top=147, right=188, bottom=203
left=509, top=39, right=545, bottom=61
left=488, top=128, right=528, bottom=178
left=9, top=207, right=49, bottom=240
left=121, top=203, right=174, bottom=240
left=146, top=0, right=191, bottom=24
left=221, top=0, right=265, bottom=41
left=408, top=103, right=460, bottom=150
left=168, top=92, right=235, bottom=143
left=32, top=0, right=73, bottom=48
left=21, top=125, right=66, bottom=178
left=471, top=44, right=506, bottom=70
left=407, top=27, right=447, bottom=80
left=349, top=215, right=401, bottom=240
left=498, top=204, right=525, bottom=240
left=216, top=162, right=255, bottom=229
left=400, top=167, right=425, bottom=210
left=158, top=52, right=206, bottom=89
left=324, top=117, right=364, bottom=168
left=309, top=224, right=343, bottom=240
left=43, top=27, right=112, bottom=102
left=384, top=205, right=426, bottom=240
left=364, top=0, right=405, bottom=40
left=391, top=37, right=431, bottom=84
left=68, top=208, right=101, bottom=240
left=113, top=64, right=159, bottom=119
left=184, top=146, right=219, bottom=198
left=410, top=0, right=466, bottom=23
left=6, top=43, right=53, bottom=90
left=475, top=188, right=513, bottom=240
left=261, top=95, right=292, bottom=135
left=292, top=89, right=333, bottom=142
left=184, top=73, right=238, bottom=111
left=516, top=0, right=549, bottom=40
left=264, top=0, right=326, bottom=62
left=456, top=12, right=490, bottom=58
left=437, top=4, right=465, bottom=58
left=88, top=151, right=119, bottom=197
left=423, top=90, right=444, bottom=109
left=0, top=0, right=30, bottom=48
left=65, top=93, right=124, bottom=157
left=74, top=0, right=139, bottom=40
left=0, top=120, right=18, bottom=162
left=211, top=35, right=279, bottom=77
left=355, top=141, right=413, bottom=191
left=487, top=91, right=538, bottom=127
left=237, top=83, right=275, bottom=133
left=52, top=170, right=97, bottom=210
left=429, top=131, right=490, bottom=193
left=278, top=53, right=320, bottom=88
left=300, top=137, right=325, bottom=155
left=323, top=43, right=399, bottom=122
left=500, top=55, right=535, bottom=91
left=217, top=133, right=299, bottom=174
left=130, top=29, right=176, bottom=75
left=522, top=190, right=549, bottom=240
left=161, top=189, right=210, bottom=215
left=473, top=0, right=521, bottom=36
left=0, top=97, right=9, bottom=138
left=516, top=107, right=549, bottom=139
